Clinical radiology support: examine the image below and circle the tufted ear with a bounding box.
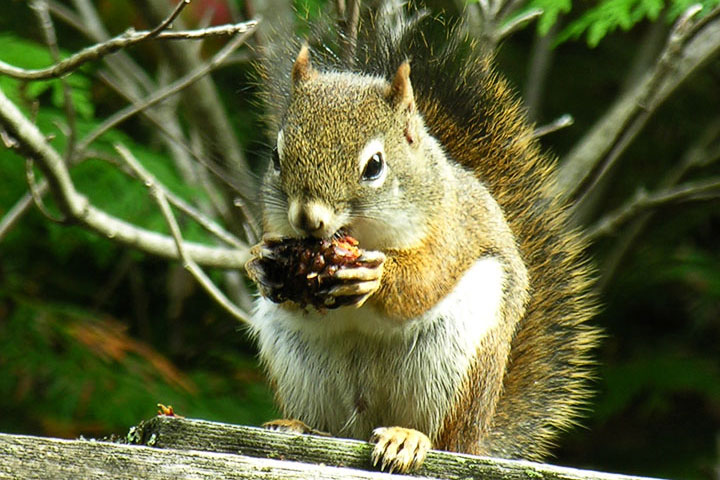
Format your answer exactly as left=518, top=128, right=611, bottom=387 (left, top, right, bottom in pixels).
left=292, top=44, right=318, bottom=87
left=385, top=61, right=415, bottom=113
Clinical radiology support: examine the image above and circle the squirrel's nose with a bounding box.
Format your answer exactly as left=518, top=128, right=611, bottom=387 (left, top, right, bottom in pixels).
left=288, top=199, right=334, bottom=238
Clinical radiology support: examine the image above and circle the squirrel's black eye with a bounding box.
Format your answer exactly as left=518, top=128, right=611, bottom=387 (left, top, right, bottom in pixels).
left=362, top=152, right=385, bottom=181
left=271, top=146, right=281, bottom=172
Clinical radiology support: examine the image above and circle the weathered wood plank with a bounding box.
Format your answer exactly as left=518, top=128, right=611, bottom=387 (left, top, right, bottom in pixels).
left=0, top=433, right=423, bottom=480
left=130, top=416, right=659, bottom=480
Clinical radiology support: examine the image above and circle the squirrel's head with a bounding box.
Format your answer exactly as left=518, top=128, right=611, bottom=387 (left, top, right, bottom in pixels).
left=261, top=45, right=441, bottom=250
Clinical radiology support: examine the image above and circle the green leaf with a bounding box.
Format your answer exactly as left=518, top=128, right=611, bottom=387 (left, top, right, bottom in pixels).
left=0, top=34, right=94, bottom=119
left=553, top=0, right=720, bottom=46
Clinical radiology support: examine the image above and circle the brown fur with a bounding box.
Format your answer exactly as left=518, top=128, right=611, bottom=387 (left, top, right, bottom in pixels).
left=258, top=10, right=601, bottom=462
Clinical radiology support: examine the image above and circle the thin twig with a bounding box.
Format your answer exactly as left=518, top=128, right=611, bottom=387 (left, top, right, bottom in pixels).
left=533, top=114, right=574, bottom=139
left=25, top=158, right=65, bottom=223
left=497, top=8, right=543, bottom=40
left=32, top=0, right=78, bottom=160
left=97, top=69, right=231, bottom=225
left=595, top=119, right=720, bottom=290
left=110, top=144, right=244, bottom=249
left=0, top=193, right=37, bottom=243
left=146, top=0, right=191, bottom=39
left=524, top=18, right=560, bottom=121
left=586, top=178, right=720, bottom=240
left=233, top=197, right=260, bottom=245
left=139, top=0, right=253, bottom=189
left=75, top=23, right=258, bottom=155
left=574, top=5, right=705, bottom=202
left=0, top=19, right=258, bottom=80
left=114, top=145, right=252, bottom=324
left=97, top=66, right=260, bottom=231
left=64, top=0, right=158, bottom=96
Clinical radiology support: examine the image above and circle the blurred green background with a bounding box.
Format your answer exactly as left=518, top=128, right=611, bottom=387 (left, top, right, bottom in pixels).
left=1, top=1, right=719, bottom=479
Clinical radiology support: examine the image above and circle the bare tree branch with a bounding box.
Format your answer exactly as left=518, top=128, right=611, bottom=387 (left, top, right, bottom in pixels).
left=64, top=0, right=158, bottom=96
left=53, top=0, right=240, bottom=230
left=338, top=0, right=361, bottom=63
left=0, top=87, right=248, bottom=269
left=25, top=157, right=64, bottom=223
left=586, top=178, right=720, bottom=240
left=75, top=24, right=258, bottom=155
left=497, top=8, right=543, bottom=40
left=557, top=4, right=720, bottom=206
left=114, top=144, right=251, bottom=324
left=524, top=19, right=560, bottom=122
left=595, top=118, right=720, bottom=290
left=0, top=193, right=36, bottom=242
left=32, top=0, right=78, bottom=159
left=462, top=0, right=537, bottom=47
left=533, top=114, right=574, bottom=139
left=146, top=0, right=191, bottom=38
left=137, top=0, right=253, bottom=185
left=0, top=18, right=257, bottom=80
left=109, top=146, right=245, bottom=249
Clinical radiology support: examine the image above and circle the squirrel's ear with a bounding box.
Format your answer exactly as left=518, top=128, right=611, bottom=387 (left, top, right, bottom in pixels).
left=386, top=61, right=415, bottom=113
left=292, top=44, right=317, bottom=87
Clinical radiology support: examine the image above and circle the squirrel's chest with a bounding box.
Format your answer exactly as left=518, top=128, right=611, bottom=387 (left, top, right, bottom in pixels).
left=250, top=256, right=505, bottom=439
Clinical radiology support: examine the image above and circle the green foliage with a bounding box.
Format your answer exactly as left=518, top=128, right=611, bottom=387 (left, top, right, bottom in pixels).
left=0, top=26, right=276, bottom=440
left=526, top=0, right=572, bottom=35
left=558, top=0, right=664, bottom=46
left=0, top=295, right=275, bottom=437
left=597, top=353, right=720, bottom=422
left=0, top=34, right=94, bottom=118
left=523, top=0, right=720, bottom=46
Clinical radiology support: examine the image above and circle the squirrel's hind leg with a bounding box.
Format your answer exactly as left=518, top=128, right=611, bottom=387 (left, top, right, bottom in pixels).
left=370, top=426, right=431, bottom=473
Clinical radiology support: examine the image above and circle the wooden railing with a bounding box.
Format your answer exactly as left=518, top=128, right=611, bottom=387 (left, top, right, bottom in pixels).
left=0, top=417, right=662, bottom=479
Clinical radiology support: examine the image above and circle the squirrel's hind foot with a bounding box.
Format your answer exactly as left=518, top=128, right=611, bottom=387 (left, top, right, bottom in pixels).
left=370, top=426, right=431, bottom=473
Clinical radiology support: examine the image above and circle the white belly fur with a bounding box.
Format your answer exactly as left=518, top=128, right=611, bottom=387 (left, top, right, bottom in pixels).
left=249, top=256, right=505, bottom=440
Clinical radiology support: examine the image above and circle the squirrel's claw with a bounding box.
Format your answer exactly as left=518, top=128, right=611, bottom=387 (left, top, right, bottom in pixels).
left=370, top=426, right=431, bottom=474
left=245, top=256, right=282, bottom=297
left=356, top=250, right=386, bottom=266
left=334, top=266, right=383, bottom=282
left=328, top=252, right=385, bottom=307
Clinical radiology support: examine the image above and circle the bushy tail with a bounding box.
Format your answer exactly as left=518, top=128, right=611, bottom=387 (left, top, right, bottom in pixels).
left=358, top=12, right=602, bottom=460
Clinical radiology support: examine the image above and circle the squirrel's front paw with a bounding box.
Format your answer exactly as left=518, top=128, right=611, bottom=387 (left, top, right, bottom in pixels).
left=328, top=250, right=385, bottom=308
left=370, top=426, right=431, bottom=473
left=245, top=242, right=282, bottom=299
